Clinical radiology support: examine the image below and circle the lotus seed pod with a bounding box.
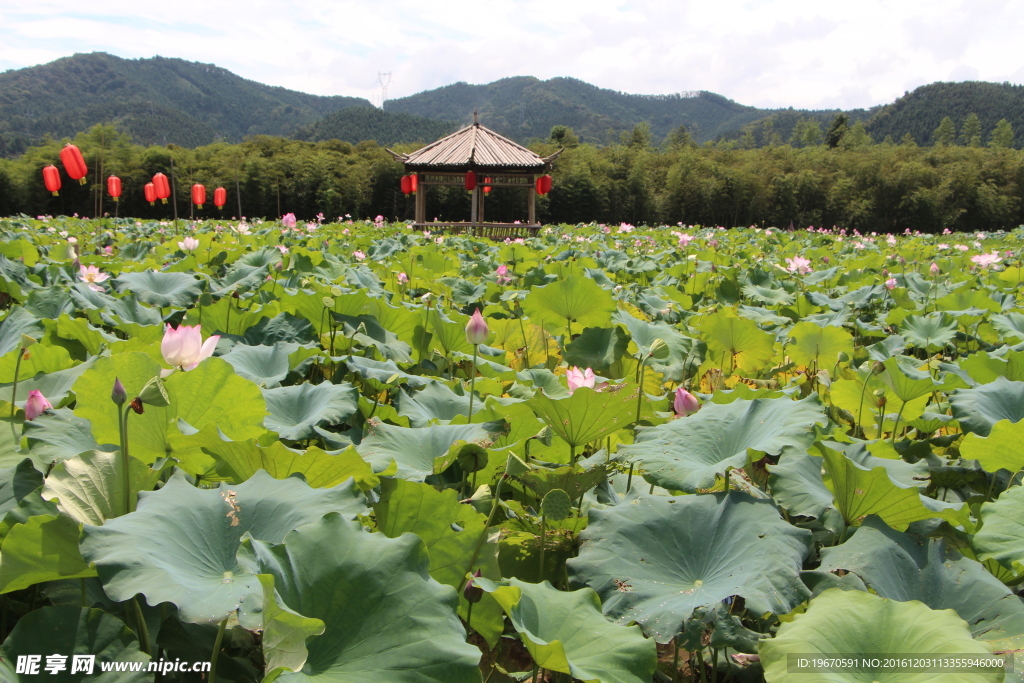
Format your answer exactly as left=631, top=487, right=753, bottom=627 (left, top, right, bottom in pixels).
left=541, top=489, right=573, bottom=521
left=19, top=334, right=36, bottom=349
left=138, top=376, right=170, bottom=407
left=648, top=338, right=670, bottom=360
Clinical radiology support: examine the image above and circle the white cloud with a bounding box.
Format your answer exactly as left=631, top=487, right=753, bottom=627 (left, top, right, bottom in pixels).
left=0, top=0, right=1021, bottom=110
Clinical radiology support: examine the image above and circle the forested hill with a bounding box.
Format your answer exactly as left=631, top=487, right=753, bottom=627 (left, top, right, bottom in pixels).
left=293, top=107, right=457, bottom=146
left=383, top=76, right=795, bottom=144
left=0, top=53, right=370, bottom=156
left=865, top=81, right=1024, bottom=146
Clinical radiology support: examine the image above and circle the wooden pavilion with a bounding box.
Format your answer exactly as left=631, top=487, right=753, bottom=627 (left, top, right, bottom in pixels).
left=388, top=114, right=561, bottom=238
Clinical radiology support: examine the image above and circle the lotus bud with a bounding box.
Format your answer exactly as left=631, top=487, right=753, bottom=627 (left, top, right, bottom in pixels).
left=881, top=268, right=889, bottom=277
left=397, top=272, right=408, bottom=284
left=899, top=256, right=906, bottom=265
left=822, top=256, right=830, bottom=264
left=24, top=390, right=52, bottom=421
left=464, top=570, right=484, bottom=604
left=111, top=377, right=127, bottom=405
left=929, top=262, right=940, bottom=276
left=871, top=361, right=886, bottom=375
left=274, top=261, right=283, bottom=272
left=465, top=309, right=489, bottom=345
left=129, top=397, right=144, bottom=415
left=837, top=351, right=850, bottom=364
left=673, top=387, right=700, bottom=416
left=138, top=376, right=170, bottom=407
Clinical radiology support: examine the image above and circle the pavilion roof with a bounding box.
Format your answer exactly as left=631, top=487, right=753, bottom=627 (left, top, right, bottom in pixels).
left=388, top=121, right=560, bottom=171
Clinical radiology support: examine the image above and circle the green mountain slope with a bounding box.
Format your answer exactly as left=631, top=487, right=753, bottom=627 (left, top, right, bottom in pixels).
left=294, top=106, right=456, bottom=147
left=865, top=81, right=1024, bottom=146
left=0, top=52, right=370, bottom=155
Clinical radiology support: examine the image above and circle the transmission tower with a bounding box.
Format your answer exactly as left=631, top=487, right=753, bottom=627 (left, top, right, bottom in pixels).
left=377, top=72, right=392, bottom=109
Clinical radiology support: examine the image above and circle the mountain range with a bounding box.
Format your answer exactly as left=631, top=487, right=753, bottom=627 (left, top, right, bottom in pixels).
left=0, top=52, right=1021, bottom=157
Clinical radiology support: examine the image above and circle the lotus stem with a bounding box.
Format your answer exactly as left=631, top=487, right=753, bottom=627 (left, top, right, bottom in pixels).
left=118, top=405, right=130, bottom=516
left=891, top=400, right=907, bottom=444
left=132, top=597, right=151, bottom=655
left=467, top=345, right=478, bottom=423
left=209, top=617, right=228, bottom=683
left=9, top=350, right=21, bottom=421
left=458, top=473, right=506, bottom=593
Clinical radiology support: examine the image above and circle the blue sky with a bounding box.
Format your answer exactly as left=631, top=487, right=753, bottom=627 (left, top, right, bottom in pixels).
left=1, top=0, right=1021, bottom=110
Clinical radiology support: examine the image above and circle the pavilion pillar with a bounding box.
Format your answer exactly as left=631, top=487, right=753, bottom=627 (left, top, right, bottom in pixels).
left=528, top=183, right=536, bottom=225
left=415, top=181, right=426, bottom=224
left=470, top=186, right=479, bottom=225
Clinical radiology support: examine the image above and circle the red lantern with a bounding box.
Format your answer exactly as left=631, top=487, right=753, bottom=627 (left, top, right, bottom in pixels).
left=152, top=173, right=171, bottom=204
left=59, top=144, right=88, bottom=185
left=400, top=175, right=412, bottom=195
left=192, top=183, right=206, bottom=208
left=410, top=174, right=418, bottom=193
left=107, top=175, right=122, bottom=201
left=42, top=165, right=61, bottom=196
left=483, top=177, right=492, bottom=195
left=144, top=182, right=157, bottom=206
left=465, top=171, right=477, bottom=191
left=214, top=187, right=227, bottom=210
left=535, top=175, right=552, bottom=195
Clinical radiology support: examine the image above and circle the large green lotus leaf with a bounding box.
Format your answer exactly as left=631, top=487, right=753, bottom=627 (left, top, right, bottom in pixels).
left=879, top=356, right=940, bottom=403
left=426, top=308, right=474, bottom=356
left=529, top=385, right=650, bottom=452
left=222, top=341, right=303, bottom=388
left=0, top=512, right=95, bottom=593
left=697, top=311, right=776, bottom=374
left=0, top=344, right=74, bottom=383
left=992, top=313, right=1024, bottom=343
left=481, top=578, right=657, bottom=683
left=619, top=396, right=826, bottom=492
left=818, top=516, right=1024, bottom=648
left=262, top=383, right=358, bottom=441
left=787, top=321, right=854, bottom=370
left=114, top=270, right=203, bottom=308
left=0, top=606, right=151, bottom=682
left=829, top=371, right=931, bottom=432
left=342, top=355, right=433, bottom=388
left=373, top=479, right=504, bottom=648
left=356, top=420, right=498, bottom=481
left=0, top=307, right=44, bottom=356
left=819, top=443, right=966, bottom=532
left=766, top=449, right=834, bottom=519
left=0, top=459, right=42, bottom=517
left=170, top=424, right=378, bottom=489
left=961, top=419, right=1024, bottom=473
left=258, top=572, right=326, bottom=675
left=396, top=381, right=480, bottom=428
left=900, top=312, right=959, bottom=351
left=612, top=308, right=692, bottom=361
left=80, top=471, right=366, bottom=626
left=563, top=326, right=629, bottom=371
left=3, top=358, right=95, bottom=417
left=74, top=355, right=267, bottom=464
left=759, top=588, right=1002, bottom=683
left=951, top=378, right=1024, bottom=436
left=974, top=486, right=1024, bottom=576
left=567, top=492, right=811, bottom=643
left=959, top=350, right=1024, bottom=385
left=23, top=407, right=107, bottom=465
left=42, top=450, right=162, bottom=524
left=244, top=512, right=480, bottom=683
left=522, top=275, right=616, bottom=334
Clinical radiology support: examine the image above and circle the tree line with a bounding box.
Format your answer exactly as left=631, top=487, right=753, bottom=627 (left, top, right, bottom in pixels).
left=0, top=120, right=1022, bottom=232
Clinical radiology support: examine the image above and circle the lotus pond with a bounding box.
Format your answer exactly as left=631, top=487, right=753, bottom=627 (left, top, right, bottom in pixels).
left=1, top=215, right=1024, bottom=682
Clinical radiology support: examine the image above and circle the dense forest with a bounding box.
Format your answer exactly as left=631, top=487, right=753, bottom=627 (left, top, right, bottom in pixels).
left=1, top=117, right=1021, bottom=233
left=293, top=107, right=456, bottom=147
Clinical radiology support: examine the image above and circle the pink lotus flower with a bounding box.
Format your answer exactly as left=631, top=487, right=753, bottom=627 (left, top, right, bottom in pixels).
left=784, top=256, right=812, bottom=274
left=397, top=272, right=408, bottom=284
left=276, top=245, right=289, bottom=254
left=885, top=278, right=897, bottom=290
left=566, top=367, right=607, bottom=394
left=971, top=252, right=1002, bottom=268
left=161, top=324, right=220, bottom=371
left=353, top=250, right=366, bottom=261
left=24, top=390, right=52, bottom=421
left=102, top=245, right=114, bottom=256
left=465, top=309, right=489, bottom=345
left=78, top=265, right=110, bottom=292
left=179, top=236, right=200, bottom=252
left=495, top=264, right=512, bottom=284
left=929, top=262, right=940, bottom=276
left=673, top=387, right=699, bottom=416
left=281, top=213, right=297, bottom=229
left=677, top=234, right=694, bottom=247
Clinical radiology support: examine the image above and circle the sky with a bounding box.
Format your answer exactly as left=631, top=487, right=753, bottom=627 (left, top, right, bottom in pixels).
left=1, top=0, right=1022, bottom=111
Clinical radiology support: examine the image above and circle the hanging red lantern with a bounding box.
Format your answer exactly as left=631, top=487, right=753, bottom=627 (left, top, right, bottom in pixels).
left=152, top=173, right=171, bottom=204
left=464, top=171, right=477, bottom=191
left=535, top=175, right=552, bottom=195
left=107, top=175, right=122, bottom=201
left=144, top=182, right=157, bottom=206
left=42, top=165, right=61, bottom=196
left=59, top=144, right=88, bottom=185
left=410, top=174, right=418, bottom=193
left=214, top=187, right=227, bottom=210
left=400, top=175, right=412, bottom=195
left=483, top=177, right=492, bottom=195
left=192, top=184, right=206, bottom=208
